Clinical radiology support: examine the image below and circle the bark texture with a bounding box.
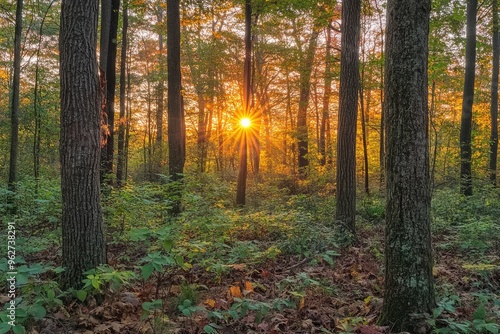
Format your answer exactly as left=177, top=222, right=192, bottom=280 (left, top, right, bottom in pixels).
left=59, top=0, right=107, bottom=289
left=379, top=0, right=435, bottom=331
left=336, top=0, right=361, bottom=234
left=460, top=0, right=477, bottom=196
left=167, top=0, right=185, bottom=179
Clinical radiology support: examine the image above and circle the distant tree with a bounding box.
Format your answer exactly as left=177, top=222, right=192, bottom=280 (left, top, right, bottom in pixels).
left=490, top=0, right=499, bottom=186
left=319, top=25, right=333, bottom=167
left=460, top=0, right=477, bottom=196
left=116, top=1, right=129, bottom=187
left=296, top=28, right=319, bottom=176
left=236, top=0, right=252, bottom=206
left=59, top=0, right=107, bottom=288
left=336, top=0, right=361, bottom=235
left=8, top=0, right=23, bottom=197
left=101, top=0, right=121, bottom=181
left=167, top=0, right=186, bottom=213
left=379, top=0, right=435, bottom=330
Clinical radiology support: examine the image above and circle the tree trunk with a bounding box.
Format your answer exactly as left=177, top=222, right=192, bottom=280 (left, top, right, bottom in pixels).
left=116, top=1, right=128, bottom=187
left=460, top=0, right=477, bottom=196
left=319, top=26, right=332, bottom=167
left=8, top=0, right=23, bottom=196
left=360, top=76, right=369, bottom=195
left=156, top=6, right=164, bottom=146
left=296, top=29, right=319, bottom=176
left=336, top=0, right=361, bottom=235
left=236, top=0, right=252, bottom=205
left=59, top=0, right=107, bottom=289
left=101, top=0, right=120, bottom=181
left=490, top=0, right=499, bottom=185
left=168, top=0, right=185, bottom=213
left=379, top=0, right=435, bottom=330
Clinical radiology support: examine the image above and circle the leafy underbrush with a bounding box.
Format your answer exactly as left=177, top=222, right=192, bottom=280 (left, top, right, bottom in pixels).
left=1, top=176, right=499, bottom=333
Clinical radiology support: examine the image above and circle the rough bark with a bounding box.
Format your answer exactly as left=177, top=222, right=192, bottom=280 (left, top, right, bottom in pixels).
left=379, top=0, right=435, bottom=330
left=168, top=0, right=185, bottom=214
left=336, top=0, right=361, bottom=235
left=116, top=2, right=128, bottom=187
left=167, top=0, right=185, bottom=178
left=8, top=0, right=23, bottom=195
left=460, top=0, right=477, bottom=196
left=59, top=0, right=107, bottom=289
left=156, top=6, right=164, bottom=145
left=490, top=0, right=499, bottom=185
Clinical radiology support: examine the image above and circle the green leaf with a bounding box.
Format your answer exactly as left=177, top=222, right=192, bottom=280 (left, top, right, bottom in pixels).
left=12, top=325, right=26, bottom=334
left=0, top=323, right=11, bottom=334
left=16, top=274, right=28, bottom=285
left=203, top=324, right=219, bottom=334
left=473, top=304, right=486, bottom=320
left=29, top=304, right=46, bottom=319
left=76, top=290, right=87, bottom=302
left=483, top=323, right=500, bottom=334
left=163, top=239, right=174, bottom=252
left=47, top=290, right=55, bottom=300
left=141, top=263, right=154, bottom=280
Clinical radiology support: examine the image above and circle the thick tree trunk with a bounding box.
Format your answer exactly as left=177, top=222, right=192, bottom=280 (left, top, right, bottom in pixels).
left=379, top=0, right=435, bottom=331
left=460, top=0, right=477, bottom=196
left=168, top=0, right=185, bottom=213
left=336, top=0, right=361, bottom=235
left=8, top=0, right=23, bottom=196
left=59, top=0, right=107, bottom=289
left=167, top=0, right=185, bottom=178
left=116, top=2, right=128, bottom=187
left=490, top=0, right=499, bottom=185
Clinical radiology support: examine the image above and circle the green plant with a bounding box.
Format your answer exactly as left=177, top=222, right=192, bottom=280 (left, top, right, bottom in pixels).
left=78, top=264, right=136, bottom=300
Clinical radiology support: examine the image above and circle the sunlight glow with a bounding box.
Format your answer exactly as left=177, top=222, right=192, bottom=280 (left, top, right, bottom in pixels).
left=240, top=117, right=251, bottom=128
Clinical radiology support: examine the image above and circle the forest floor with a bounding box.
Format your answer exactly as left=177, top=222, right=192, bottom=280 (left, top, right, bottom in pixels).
left=1, top=175, right=499, bottom=334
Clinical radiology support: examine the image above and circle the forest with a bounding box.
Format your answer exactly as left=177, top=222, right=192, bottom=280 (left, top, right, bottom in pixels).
left=0, top=0, right=500, bottom=333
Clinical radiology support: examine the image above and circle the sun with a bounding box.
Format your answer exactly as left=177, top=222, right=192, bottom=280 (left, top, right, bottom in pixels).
left=240, top=117, right=251, bottom=128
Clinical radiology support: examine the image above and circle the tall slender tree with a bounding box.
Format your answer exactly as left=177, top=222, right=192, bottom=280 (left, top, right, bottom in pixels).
left=296, top=28, right=319, bottom=176
left=168, top=0, right=186, bottom=212
left=490, top=0, right=499, bottom=186
left=59, top=0, right=107, bottom=289
left=101, top=0, right=120, bottom=180
left=460, top=0, right=477, bottom=196
left=116, top=1, right=129, bottom=187
left=336, top=0, right=361, bottom=235
left=379, top=0, right=435, bottom=330
left=319, top=26, right=333, bottom=167
left=8, top=0, right=23, bottom=195
left=236, top=0, right=252, bottom=206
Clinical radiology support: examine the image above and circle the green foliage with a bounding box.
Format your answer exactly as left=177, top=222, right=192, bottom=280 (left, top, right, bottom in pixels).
left=80, top=264, right=136, bottom=297
left=427, top=295, right=500, bottom=334
left=0, top=259, right=63, bottom=334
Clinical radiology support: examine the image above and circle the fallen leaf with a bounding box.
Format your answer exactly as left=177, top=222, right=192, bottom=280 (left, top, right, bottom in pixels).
left=204, top=298, right=216, bottom=308
left=230, top=285, right=242, bottom=298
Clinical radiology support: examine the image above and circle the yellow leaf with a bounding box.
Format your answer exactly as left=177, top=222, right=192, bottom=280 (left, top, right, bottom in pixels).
left=244, top=281, right=254, bottom=293
left=204, top=299, right=216, bottom=308
left=299, top=297, right=305, bottom=310
left=229, top=286, right=242, bottom=298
